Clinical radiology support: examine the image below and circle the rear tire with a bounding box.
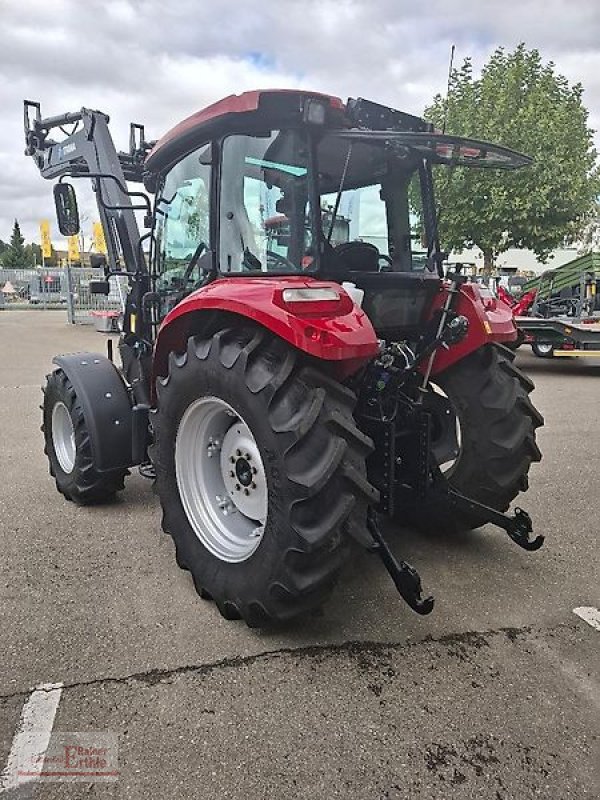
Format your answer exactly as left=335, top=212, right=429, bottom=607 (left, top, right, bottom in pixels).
left=42, top=369, right=128, bottom=503
left=151, top=326, right=377, bottom=626
left=405, top=344, right=543, bottom=534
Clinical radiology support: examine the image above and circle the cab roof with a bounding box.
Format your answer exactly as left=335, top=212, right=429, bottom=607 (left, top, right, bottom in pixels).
left=145, top=89, right=344, bottom=174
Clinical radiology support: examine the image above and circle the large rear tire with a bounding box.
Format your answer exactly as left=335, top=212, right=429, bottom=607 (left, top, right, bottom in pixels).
left=42, top=369, right=128, bottom=503
left=151, top=326, right=377, bottom=626
left=405, top=344, right=543, bottom=534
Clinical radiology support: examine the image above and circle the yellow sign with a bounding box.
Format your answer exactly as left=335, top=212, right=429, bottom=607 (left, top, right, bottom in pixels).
left=39, top=219, right=52, bottom=259
left=92, top=221, right=107, bottom=255
left=67, top=235, right=80, bottom=262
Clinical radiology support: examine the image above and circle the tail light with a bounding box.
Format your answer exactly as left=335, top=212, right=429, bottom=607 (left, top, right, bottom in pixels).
left=276, top=287, right=353, bottom=316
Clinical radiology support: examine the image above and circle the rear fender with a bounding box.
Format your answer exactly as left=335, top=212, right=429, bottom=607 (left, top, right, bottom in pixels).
left=427, top=282, right=517, bottom=375
left=152, top=277, right=379, bottom=396
left=53, top=353, right=134, bottom=471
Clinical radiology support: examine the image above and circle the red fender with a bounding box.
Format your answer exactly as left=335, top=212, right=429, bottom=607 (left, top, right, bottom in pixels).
left=152, top=276, right=379, bottom=393
left=427, top=282, right=517, bottom=375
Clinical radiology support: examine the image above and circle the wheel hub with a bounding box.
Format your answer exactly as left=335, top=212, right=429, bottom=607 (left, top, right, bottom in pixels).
left=220, top=423, right=267, bottom=521
left=235, top=457, right=253, bottom=487
left=175, top=397, right=268, bottom=563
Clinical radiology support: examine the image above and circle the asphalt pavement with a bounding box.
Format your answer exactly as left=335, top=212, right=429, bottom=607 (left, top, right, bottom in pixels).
left=0, top=310, right=598, bottom=799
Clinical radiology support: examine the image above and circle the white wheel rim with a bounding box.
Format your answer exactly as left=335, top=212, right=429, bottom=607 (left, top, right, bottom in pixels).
left=536, top=343, right=553, bottom=355
left=429, top=384, right=462, bottom=474
left=175, top=396, right=268, bottom=563
left=52, top=401, right=76, bottom=474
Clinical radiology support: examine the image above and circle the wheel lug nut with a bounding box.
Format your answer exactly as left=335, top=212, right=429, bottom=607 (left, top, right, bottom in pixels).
left=251, top=482, right=256, bottom=489
left=230, top=456, right=235, bottom=463
left=245, top=453, right=251, bottom=461
left=252, top=467, right=257, bottom=474
left=236, top=449, right=241, bottom=457
left=244, top=488, right=249, bottom=496
left=229, top=471, right=235, bottom=477
left=235, top=483, right=241, bottom=491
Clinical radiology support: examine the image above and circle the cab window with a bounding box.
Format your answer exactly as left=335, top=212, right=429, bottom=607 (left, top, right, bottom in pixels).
left=219, top=131, right=315, bottom=273
left=155, top=145, right=212, bottom=314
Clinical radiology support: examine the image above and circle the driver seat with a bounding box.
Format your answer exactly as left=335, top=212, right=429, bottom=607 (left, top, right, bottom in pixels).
left=330, top=241, right=380, bottom=274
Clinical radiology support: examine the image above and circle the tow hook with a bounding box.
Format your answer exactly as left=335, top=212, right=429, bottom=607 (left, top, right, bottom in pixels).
left=366, top=508, right=434, bottom=615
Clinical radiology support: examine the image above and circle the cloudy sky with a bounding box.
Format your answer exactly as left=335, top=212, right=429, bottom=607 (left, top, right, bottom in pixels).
left=2, top=0, right=600, bottom=246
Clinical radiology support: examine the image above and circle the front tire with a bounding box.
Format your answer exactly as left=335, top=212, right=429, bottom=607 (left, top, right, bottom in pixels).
left=42, top=369, right=128, bottom=503
left=406, top=344, right=543, bottom=534
left=151, top=327, right=376, bottom=626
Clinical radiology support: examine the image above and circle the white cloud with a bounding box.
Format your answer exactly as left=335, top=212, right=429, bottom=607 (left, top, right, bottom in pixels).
left=1, top=0, right=599, bottom=245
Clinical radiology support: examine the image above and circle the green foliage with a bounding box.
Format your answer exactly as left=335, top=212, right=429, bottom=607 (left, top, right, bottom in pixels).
left=25, top=243, right=42, bottom=265
left=425, top=44, right=600, bottom=269
left=1, top=220, right=30, bottom=269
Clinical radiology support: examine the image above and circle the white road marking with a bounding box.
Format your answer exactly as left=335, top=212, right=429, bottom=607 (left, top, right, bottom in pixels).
left=573, top=606, right=600, bottom=632
left=0, top=682, right=63, bottom=793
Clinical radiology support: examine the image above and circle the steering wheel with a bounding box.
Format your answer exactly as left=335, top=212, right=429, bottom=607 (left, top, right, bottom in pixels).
left=181, top=241, right=207, bottom=286
left=266, top=249, right=297, bottom=271
left=378, top=253, right=393, bottom=271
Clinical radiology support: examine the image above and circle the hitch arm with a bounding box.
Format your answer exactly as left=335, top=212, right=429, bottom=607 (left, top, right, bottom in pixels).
left=367, top=508, right=434, bottom=614
left=446, top=489, right=544, bottom=551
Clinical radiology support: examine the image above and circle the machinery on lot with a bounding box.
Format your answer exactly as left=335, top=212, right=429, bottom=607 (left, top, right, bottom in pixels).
left=511, top=254, right=600, bottom=358
left=25, top=90, right=544, bottom=626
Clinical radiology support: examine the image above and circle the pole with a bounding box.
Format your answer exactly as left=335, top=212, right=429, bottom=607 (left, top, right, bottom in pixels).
left=65, top=262, right=75, bottom=325
left=442, top=44, right=456, bottom=135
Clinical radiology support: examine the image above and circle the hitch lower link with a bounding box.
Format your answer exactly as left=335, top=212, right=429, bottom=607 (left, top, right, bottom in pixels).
left=367, top=508, right=434, bottom=615
left=445, top=488, right=545, bottom=551
left=365, top=490, right=543, bottom=617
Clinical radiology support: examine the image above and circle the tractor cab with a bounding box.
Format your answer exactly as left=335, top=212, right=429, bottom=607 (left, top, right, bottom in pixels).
left=146, top=91, right=530, bottom=326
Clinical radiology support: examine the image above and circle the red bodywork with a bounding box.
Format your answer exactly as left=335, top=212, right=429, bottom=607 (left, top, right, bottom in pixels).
left=153, top=277, right=379, bottom=389
left=496, top=284, right=537, bottom=316
left=153, top=276, right=517, bottom=393
left=426, top=281, right=517, bottom=374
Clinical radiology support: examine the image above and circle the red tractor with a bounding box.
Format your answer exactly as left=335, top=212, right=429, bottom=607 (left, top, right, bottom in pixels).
left=24, top=91, right=543, bottom=625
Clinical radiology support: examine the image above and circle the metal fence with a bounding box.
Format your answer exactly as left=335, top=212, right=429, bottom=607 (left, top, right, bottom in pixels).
left=0, top=267, right=127, bottom=326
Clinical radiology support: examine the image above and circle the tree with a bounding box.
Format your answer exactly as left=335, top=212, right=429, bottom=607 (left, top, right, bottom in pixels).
left=576, top=200, right=600, bottom=254
left=424, top=45, right=600, bottom=271
left=1, top=220, right=29, bottom=269
left=25, top=243, right=42, bottom=266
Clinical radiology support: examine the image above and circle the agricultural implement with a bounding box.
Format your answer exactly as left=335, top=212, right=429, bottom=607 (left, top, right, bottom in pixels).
left=25, top=90, right=543, bottom=625
left=511, top=254, right=600, bottom=358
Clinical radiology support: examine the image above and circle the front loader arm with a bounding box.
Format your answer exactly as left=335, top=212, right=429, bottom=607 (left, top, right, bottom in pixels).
left=24, top=100, right=150, bottom=277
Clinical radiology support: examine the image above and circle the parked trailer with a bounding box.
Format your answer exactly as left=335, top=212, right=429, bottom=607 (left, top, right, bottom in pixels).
left=515, top=315, right=600, bottom=359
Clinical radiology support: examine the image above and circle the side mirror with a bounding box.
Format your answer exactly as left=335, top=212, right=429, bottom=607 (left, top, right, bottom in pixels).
left=53, top=183, right=80, bottom=236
